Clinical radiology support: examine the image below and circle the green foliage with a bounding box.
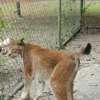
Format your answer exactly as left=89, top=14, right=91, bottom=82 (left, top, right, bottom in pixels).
left=51, top=44, right=60, bottom=50
left=0, top=20, right=5, bottom=32
left=0, top=55, right=4, bottom=66
left=0, top=19, right=5, bottom=99
left=0, top=87, right=4, bottom=100
left=0, top=95, right=3, bottom=100
left=0, top=88, right=4, bottom=93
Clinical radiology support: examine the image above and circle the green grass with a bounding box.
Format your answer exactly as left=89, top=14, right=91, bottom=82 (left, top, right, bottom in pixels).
left=0, top=2, right=59, bottom=19
left=85, top=3, right=100, bottom=14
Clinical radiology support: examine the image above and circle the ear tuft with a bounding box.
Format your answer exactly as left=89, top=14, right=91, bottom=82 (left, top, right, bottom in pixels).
left=21, top=38, right=25, bottom=42
left=17, top=38, right=25, bottom=46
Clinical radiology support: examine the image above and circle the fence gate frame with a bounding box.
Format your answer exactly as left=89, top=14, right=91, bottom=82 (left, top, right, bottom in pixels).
left=58, top=0, right=84, bottom=48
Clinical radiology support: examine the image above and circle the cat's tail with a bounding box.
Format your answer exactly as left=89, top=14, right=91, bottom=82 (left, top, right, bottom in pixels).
left=73, top=43, right=91, bottom=59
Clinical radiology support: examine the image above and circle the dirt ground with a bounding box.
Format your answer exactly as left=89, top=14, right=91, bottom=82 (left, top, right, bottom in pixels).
left=12, top=32, right=100, bottom=100
left=65, top=32, right=100, bottom=100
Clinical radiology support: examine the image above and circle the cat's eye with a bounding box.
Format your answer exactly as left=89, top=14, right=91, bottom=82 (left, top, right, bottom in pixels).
left=12, top=49, right=15, bottom=51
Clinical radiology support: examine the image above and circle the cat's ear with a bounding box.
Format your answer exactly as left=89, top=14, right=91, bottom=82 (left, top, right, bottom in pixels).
left=17, top=38, right=25, bottom=46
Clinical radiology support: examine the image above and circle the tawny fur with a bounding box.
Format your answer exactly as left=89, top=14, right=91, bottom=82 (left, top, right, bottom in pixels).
left=8, top=39, right=91, bottom=100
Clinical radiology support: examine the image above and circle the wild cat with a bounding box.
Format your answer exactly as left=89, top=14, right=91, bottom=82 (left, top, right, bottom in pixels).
left=8, top=38, right=91, bottom=100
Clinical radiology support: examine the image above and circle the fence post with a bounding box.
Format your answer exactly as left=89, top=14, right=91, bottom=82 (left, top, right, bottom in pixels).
left=58, top=0, right=61, bottom=48
left=83, top=0, right=85, bottom=12
left=80, top=0, right=83, bottom=23
left=16, top=1, right=21, bottom=17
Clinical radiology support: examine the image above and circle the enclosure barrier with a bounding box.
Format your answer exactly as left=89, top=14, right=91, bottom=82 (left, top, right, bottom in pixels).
left=0, top=0, right=87, bottom=99
left=81, top=0, right=100, bottom=34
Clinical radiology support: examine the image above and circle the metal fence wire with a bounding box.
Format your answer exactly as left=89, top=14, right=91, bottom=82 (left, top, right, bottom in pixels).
left=82, top=0, right=100, bottom=34
left=0, top=0, right=59, bottom=99
left=61, top=0, right=81, bottom=45
left=0, top=0, right=82, bottom=99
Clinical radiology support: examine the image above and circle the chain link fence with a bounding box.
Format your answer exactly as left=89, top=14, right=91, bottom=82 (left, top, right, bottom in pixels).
left=0, top=0, right=82, bottom=99
left=61, top=0, right=81, bottom=46
left=82, top=0, right=100, bottom=34
left=0, top=1, right=59, bottom=98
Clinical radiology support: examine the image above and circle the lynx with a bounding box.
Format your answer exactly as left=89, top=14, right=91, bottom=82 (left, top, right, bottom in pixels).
left=8, top=38, right=91, bottom=100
